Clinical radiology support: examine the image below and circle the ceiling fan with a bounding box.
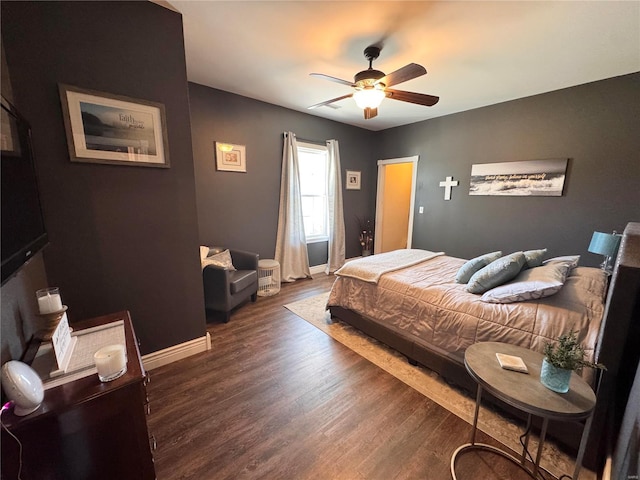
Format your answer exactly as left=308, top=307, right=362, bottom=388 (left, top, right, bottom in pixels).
left=308, top=45, right=439, bottom=120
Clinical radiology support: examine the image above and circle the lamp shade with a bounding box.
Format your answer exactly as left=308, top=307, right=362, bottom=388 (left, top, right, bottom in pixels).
left=353, top=87, right=386, bottom=109
left=588, top=231, right=621, bottom=257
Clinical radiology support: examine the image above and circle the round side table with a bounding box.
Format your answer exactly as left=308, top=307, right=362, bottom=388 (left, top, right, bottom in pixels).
left=257, top=259, right=280, bottom=297
left=451, top=341, right=596, bottom=480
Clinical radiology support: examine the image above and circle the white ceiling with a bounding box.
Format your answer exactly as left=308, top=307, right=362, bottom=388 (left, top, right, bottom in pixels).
left=165, top=1, right=640, bottom=131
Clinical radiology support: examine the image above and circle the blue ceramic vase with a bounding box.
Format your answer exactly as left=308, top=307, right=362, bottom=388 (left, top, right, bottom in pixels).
left=540, top=358, right=571, bottom=393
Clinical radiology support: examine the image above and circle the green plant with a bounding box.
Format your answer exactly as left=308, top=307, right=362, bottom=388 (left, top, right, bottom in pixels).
left=543, top=331, right=606, bottom=372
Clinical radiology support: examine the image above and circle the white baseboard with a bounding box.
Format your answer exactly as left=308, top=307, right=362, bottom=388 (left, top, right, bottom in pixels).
left=310, top=258, right=361, bottom=276
left=310, top=264, right=327, bottom=275
left=142, top=332, right=212, bottom=371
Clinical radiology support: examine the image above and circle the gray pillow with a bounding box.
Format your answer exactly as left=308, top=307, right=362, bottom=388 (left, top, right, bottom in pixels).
left=466, top=252, right=526, bottom=294
left=543, top=255, right=580, bottom=270
left=455, top=251, right=503, bottom=284
left=481, top=262, right=570, bottom=303
left=523, top=249, right=547, bottom=268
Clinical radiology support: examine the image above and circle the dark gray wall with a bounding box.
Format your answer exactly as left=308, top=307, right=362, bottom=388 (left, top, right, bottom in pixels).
left=189, top=83, right=377, bottom=263
left=2, top=0, right=637, bottom=361
left=1, top=34, right=50, bottom=364
left=1, top=1, right=205, bottom=354
left=377, top=73, right=640, bottom=265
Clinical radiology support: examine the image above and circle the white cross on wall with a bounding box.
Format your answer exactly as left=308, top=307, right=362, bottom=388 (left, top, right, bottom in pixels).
left=439, top=176, right=459, bottom=201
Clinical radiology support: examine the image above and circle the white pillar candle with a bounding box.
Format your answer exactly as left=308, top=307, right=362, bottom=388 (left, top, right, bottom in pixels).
left=93, top=344, right=127, bottom=382
left=36, top=288, right=63, bottom=314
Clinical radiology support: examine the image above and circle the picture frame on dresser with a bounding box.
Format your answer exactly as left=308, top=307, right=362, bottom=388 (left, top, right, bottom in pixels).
left=59, top=84, right=170, bottom=168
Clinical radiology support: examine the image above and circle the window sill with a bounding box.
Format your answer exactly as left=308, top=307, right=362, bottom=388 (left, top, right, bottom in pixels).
left=306, top=237, right=329, bottom=244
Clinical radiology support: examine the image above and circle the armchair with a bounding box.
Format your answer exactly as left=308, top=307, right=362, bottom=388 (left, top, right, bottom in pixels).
left=202, top=248, right=259, bottom=323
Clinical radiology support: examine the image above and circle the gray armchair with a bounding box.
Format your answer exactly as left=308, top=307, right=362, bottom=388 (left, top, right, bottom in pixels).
left=203, top=248, right=259, bottom=323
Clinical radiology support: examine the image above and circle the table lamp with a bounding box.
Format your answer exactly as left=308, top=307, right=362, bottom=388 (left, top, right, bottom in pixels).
left=588, top=231, right=621, bottom=274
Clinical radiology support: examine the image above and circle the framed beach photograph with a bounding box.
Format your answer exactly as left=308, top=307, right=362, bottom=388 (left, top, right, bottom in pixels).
left=215, top=142, right=246, bottom=172
left=469, top=158, right=569, bottom=196
left=346, top=170, right=361, bottom=190
left=59, top=84, right=169, bottom=168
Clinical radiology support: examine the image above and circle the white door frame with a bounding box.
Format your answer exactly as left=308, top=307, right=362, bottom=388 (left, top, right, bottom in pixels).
left=374, top=155, right=419, bottom=253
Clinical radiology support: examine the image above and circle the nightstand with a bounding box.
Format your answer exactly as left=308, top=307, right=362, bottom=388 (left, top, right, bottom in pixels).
left=451, top=341, right=596, bottom=479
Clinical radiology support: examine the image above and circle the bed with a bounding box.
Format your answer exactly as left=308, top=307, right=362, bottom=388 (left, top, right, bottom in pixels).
left=328, top=222, right=640, bottom=471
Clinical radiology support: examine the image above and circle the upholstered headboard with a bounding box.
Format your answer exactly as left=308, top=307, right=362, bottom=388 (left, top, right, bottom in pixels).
left=590, top=222, right=640, bottom=468
left=596, top=222, right=640, bottom=374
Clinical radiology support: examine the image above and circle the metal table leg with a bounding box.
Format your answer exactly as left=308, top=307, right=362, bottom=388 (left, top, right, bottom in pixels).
left=451, top=384, right=538, bottom=480
left=521, top=413, right=532, bottom=466
left=470, top=385, right=482, bottom=444
left=532, top=417, right=548, bottom=478
left=572, top=412, right=594, bottom=480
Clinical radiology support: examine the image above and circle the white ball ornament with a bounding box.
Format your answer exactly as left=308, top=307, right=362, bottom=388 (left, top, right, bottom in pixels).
left=1, top=360, right=44, bottom=416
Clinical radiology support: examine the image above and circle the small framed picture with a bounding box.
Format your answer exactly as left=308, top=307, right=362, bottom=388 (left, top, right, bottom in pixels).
left=59, top=84, right=170, bottom=168
left=215, top=142, right=246, bottom=172
left=346, top=170, right=361, bottom=190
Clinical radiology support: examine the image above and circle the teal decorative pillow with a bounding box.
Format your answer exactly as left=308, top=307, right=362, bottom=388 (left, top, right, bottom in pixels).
left=523, top=249, right=547, bottom=268
left=455, top=251, right=502, bottom=284
left=466, top=252, right=526, bottom=294
left=481, top=262, right=570, bottom=303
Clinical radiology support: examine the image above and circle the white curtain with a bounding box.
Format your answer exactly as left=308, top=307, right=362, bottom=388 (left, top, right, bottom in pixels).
left=325, top=139, right=346, bottom=273
left=275, top=132, right=311, bottom=282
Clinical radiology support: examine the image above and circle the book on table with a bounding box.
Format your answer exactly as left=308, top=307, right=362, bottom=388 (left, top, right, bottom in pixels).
left=495, top=352, right=529, bottom=373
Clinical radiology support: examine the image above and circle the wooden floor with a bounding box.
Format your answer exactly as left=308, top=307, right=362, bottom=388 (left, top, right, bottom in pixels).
left=146, top=274, right=536, bottom=480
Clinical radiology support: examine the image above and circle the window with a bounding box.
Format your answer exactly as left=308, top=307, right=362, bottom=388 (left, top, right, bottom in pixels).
left=297, top=142, right=328, bottom=243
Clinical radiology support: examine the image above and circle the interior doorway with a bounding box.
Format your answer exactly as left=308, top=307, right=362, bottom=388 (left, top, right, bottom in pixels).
left=374, top=156, right=419, bottom=254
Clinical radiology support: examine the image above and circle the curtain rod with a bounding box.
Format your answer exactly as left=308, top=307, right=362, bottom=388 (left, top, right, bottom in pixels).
left=283, top=132, right=325, bottom=146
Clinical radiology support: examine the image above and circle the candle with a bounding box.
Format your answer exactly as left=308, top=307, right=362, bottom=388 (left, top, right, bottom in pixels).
left=36, top=288, right=63, bottom=314
left=94, top=344, right=127, bottom=382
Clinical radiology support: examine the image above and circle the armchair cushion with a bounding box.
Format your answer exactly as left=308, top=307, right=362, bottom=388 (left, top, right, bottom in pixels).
left=230, top=270, right=258, bottom=294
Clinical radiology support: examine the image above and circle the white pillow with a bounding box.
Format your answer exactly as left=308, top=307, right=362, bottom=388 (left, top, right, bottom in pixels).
left=199, top=245, right=210, bottom=262
left=202, top=249, right=236, bottom=270
left=481, top=262, right=570, bottom=304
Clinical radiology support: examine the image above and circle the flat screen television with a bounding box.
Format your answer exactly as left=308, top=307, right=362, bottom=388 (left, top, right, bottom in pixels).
left=1, top=96, right=48, bottom=285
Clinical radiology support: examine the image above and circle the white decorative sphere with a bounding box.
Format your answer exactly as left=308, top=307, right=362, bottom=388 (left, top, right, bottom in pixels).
left=1, top=360, right=44, bottom=416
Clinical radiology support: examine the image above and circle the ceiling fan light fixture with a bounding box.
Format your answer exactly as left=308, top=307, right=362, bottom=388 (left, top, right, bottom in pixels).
left=309, top=45, right=436, bottom=118
left=353, top=86, right=386, bottom=109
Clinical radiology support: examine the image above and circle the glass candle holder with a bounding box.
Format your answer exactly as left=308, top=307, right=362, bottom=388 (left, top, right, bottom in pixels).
left=36, top=287, right=63, bottom=314
left=94, top=344, right=127, bottom=382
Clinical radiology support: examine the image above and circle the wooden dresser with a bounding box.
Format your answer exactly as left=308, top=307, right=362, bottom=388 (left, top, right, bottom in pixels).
left=1, top=311, right=156, bottom=480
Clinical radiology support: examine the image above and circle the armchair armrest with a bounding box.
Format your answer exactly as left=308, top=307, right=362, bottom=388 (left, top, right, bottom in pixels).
left=203, top=265, right=230, bottom=291
left=229, top=249, right=259, bottom=271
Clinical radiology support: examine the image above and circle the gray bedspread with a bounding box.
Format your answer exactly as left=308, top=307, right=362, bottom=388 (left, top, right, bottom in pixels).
left=327, top=254, right=607, bottom=383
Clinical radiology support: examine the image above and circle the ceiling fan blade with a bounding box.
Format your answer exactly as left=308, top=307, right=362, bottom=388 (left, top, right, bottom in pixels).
left=364, top=107, right=378, bottom=120
left=376, top=63, right=426, bottom=87
left=385, top=88, right=439, bottom=107
left=308, top=93, right=353, bottom=110
left=310, top=73, right=355, bottom=87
